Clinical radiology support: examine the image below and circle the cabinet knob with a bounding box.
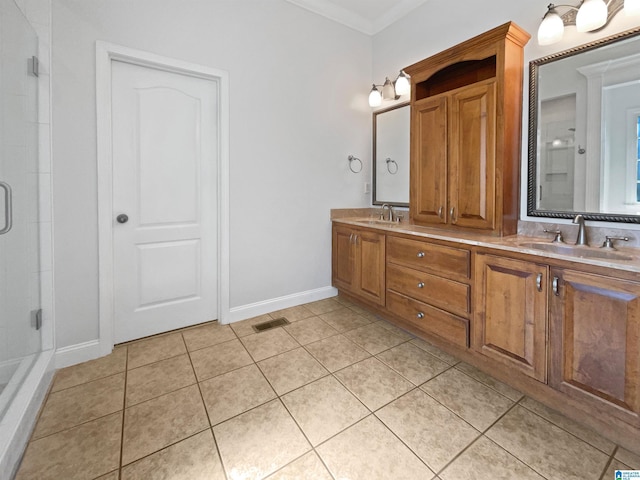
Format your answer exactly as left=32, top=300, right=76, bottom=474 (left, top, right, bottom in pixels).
left=416, top=312, right=425, bottom=319
left=417, top=282, right=425, bottom=288
left=417, top=251, right=425, bottom=258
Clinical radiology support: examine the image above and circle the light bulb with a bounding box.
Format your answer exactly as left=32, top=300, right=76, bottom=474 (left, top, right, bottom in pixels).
left=368, top=85, right=382, bottom=107
left=576, top=0, right=608, bottom=32
left=538, top=7, right=564, bottom=45
left=625, top=0, right=640, bottom=15
left=395, top=71, right=410, bottom=96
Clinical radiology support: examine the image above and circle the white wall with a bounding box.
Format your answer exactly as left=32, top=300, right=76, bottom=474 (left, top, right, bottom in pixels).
left=51, top=0, right=372, bottom=349
left=372, top=0, right=640, bottom=227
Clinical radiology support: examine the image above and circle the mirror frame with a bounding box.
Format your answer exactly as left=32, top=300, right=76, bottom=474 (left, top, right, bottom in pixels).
left=527, top=26, right=640, bottom=223
left=372, top=101, right=410, bottom=207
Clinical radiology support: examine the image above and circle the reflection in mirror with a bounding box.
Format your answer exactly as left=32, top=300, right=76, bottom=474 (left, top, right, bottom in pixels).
left=528, top=27, right=640, bottom=223
left=373, top=102, right=409, bottom=206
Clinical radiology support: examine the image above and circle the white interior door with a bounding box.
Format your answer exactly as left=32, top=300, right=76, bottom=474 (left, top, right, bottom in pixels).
left=111, top=60, right=217, bottom=343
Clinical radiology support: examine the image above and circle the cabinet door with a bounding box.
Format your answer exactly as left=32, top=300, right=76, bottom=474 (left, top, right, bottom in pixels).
left=550, top=269, right=640, bottom=425
left=332, top=225, right=355, bottom=292
left=474, top=254, right=548, bottom=382
left=449, top=81, right=496, bottom=230
left=355, top=229, right=386, bottom=306
left=410, top=96, right=448, bottom=225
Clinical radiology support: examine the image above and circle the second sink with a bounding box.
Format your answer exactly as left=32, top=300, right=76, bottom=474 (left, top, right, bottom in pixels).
left=519, top=242, right=633, bottom=261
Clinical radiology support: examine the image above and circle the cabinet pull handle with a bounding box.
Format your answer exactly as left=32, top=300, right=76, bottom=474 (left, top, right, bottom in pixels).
left=438, top=206, right=444, bottom=219
left=417, top=251, right=425, bottom=258
left=417, top=282, right=425, bottom=288
left=552, top=276, right=559, bottom=296
left=536, top=273, right=542, bottom=292
left=349, top=233, right=353, bottom=244
left=353, top=234, right=358, bottom=245
left=416, top=312, right=425, bottom=319
left=450, top=207, right=456, bottom=224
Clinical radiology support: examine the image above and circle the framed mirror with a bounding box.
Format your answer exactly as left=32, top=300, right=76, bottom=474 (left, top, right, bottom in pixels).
left=373, top=102, right=410, bottom=206
left=527, top=26, right=640, bottom=223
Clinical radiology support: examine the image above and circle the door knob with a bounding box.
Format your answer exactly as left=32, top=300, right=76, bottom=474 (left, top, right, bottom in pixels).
left=116, top=214, right=129, bottom=224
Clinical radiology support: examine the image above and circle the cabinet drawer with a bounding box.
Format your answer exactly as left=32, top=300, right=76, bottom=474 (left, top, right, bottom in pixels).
left=387, top=290, right=469, bottom=348
left=387, top=236, right=470, bottom=281
left=387, top=264, right=469, bottom=318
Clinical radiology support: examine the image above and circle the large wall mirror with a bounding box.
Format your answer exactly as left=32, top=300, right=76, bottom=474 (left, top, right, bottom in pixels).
left=528, top=27, right=640, bottom=223
left=373, top=102, right=409, bottom=206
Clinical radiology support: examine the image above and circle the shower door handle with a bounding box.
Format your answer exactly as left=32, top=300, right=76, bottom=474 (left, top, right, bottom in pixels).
left=0, top=181, right=12, bottom=235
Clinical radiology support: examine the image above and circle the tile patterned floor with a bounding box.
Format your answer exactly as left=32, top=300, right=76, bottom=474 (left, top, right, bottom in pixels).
left=15, top=296, right=640, bottom=480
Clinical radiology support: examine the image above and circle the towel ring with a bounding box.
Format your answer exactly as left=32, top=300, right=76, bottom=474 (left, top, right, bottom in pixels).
left=348, top=155, right=362, bottom=173
left=386, top=158, right=398, bottom=175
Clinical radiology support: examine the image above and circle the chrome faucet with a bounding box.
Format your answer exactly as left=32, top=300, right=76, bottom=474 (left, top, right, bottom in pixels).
left=572, top=214, right=588, bottom=246
left=379, top=204, right=394, bottom=221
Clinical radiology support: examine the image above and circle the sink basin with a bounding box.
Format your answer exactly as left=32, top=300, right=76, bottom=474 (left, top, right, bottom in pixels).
left=354, top=219, right=404, bottom=227
left=518, top=242, right=634, bottom=261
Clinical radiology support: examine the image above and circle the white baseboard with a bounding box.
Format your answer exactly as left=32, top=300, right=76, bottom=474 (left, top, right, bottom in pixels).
left=226, top=286, right=338, bottom=324
left=54, top=340, right=103, bottom=369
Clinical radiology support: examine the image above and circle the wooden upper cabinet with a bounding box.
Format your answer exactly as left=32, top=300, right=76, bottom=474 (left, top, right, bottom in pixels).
left=405, top=22, right=530, bottom=236
left=549, top=269, right=640, bottom=426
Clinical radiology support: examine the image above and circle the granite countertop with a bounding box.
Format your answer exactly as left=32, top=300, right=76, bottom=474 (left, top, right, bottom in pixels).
left=333, top=216, right=640, bottom=274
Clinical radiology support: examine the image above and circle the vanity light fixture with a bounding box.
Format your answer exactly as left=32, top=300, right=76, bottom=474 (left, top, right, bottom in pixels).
left=537, top=0, right=640, bottom=45
left=368, top=71, right=411, bottom=107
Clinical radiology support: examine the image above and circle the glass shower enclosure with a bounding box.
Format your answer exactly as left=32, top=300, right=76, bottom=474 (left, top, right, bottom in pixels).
left=0, top=0, right=42, bottom=423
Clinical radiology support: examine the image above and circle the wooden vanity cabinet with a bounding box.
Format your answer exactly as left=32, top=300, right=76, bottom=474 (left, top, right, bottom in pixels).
left=332, top=224, right=385, bottom=307
left=386, top=235, right=471, bottom=348
left=473, top=253, right=548, bottom=382
left=405, top=22, right=530, bottom=236
left=549, top=268, right=640, bottom=426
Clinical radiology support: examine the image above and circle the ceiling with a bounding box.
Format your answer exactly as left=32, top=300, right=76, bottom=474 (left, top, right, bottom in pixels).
left=283, top=0, right=430, bottom=35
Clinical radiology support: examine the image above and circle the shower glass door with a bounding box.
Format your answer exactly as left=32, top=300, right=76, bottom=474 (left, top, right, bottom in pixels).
left=0, top=0, right=41, bottom=420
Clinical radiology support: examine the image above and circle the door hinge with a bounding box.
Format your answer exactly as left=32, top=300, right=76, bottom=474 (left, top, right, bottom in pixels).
left=31, top=308, right=43, bottom=330
left=29, top=56, right=39, bottom=77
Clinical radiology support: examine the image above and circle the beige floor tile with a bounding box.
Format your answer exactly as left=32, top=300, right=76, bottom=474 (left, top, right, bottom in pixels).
left=126, top=354, right=196, bottom=407
left=121, top=430, right=225, bottom=480
left=348, top=305, right=382, bottom=321
left=317, top=415, right=434, bottom=480
left=51, top=347, right=127, bottom=392
left=374, top=320, right=415, bottom=341
left=305, top=334, right=371, bottom=372
left=334, top=295, right=356, bottom=307
left=454, top=362, right=523, bottom=401
left=376, top=389, right=479, bottom=472
left=520, top=397, right=616, bottom=454
left=258, top=347, right=328, bottom=395
left=343, top=323, right=406, bottom=355
left=377, top=342, right=449, bottom=385
left=190, top=338, right=253, bottom=381
left=616, top=448, right=640, bottom=468
left=266, top=451, right=333, bottom=480
left=306, top=298, right=343, bottom=315
left=335, top=357, right=413, bottom=411
left=127, top=333, right=186, bottom=369
left=240, top=328, right=300, bottom=362
left=122, top=384, right=209, bottom=465
left=16, top=412, right=122, bottom=480
left=182, top=323, right=236, bottom=351
left=486, top=406, right=609, bottom=480
left=95, top=471, right=119, bottom=480
left=320, top=308, right=371, bottom=332
left=283, top=316, right=338, bottom=345
left=608, top=459, right=635, bottom=477
left=33, top=373, right=125, bottom=439
left=410, top=338, right=459, bottom=365
left=200, top=364, right=276, bottom=425
left=421, top=368, right=514, bottom=431
left=269, top=305, right=316, bottom=322
left=213, top=399, right=311, bottom=480
left=440, top=437, right=545, bottom=480
left=229, top=314, right=273, bottom=337
left=282, top=376, right=369, bottom=446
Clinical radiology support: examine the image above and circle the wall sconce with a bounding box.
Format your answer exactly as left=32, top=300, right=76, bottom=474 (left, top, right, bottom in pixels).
left=368, top=71, right=411, bottom=107
left=538, top=0, right=640, bottom=45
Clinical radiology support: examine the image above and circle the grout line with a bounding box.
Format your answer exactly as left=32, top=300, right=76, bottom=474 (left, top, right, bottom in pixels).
left=599, top=446, right=618, bottom=480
